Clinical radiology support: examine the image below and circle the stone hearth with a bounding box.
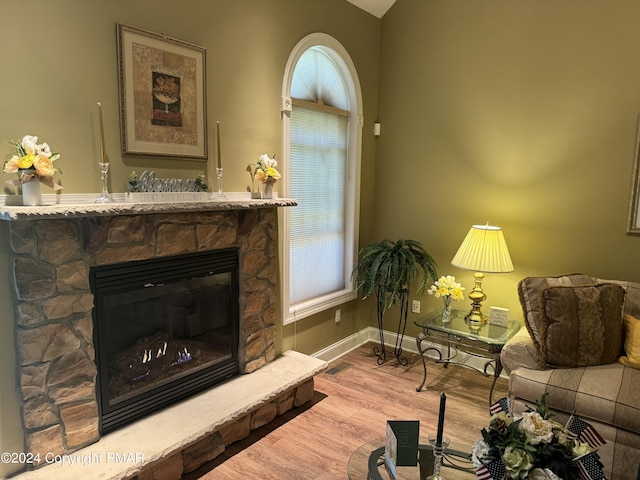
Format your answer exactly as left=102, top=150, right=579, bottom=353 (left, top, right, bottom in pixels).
left=11, top=350, right=325, bottom=480
left=0, top=197, right=321, bottom=478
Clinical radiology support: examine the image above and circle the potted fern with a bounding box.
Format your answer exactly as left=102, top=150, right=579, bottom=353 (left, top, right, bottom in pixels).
left=352, top=239, right=438, bottom=365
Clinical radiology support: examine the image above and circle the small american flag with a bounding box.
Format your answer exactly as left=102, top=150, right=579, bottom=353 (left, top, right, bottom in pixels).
left=476, top=458, right=506, bottom=480
left=574, top=452, right=606, bottom=480
left=489, top=397, right=511, bottom=415
left=565, top=415, right=607, bottom=449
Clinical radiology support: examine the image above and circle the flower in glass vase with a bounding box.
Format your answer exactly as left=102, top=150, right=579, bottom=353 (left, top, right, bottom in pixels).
left=428, top=275, right=465, bottom=320
left=3, top=134, right=61, bottom=190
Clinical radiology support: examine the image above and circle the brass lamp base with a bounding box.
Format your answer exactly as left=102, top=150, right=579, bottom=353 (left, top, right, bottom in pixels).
left=465, top=272, right=487, bottom=324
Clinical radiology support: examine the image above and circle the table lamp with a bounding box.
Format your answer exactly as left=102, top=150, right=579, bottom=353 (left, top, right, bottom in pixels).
left=451, top=224, right=513, bottom=323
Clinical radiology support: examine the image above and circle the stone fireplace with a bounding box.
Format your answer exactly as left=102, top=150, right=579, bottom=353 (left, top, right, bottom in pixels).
left=2, top=198, right=301, bottom=471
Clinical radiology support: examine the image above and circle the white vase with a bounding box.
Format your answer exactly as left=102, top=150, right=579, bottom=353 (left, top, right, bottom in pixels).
left=22, top=179, right=42, bottom=206
left=262, top=182, right=273, bottom=199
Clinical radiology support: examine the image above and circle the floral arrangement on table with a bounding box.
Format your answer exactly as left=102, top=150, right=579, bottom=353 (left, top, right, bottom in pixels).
left=428, top=275, right=465, bottom=319
left=3, top=134, right=62, bottom=189
left=254, top=153, right=281, bottom=185
left=472, top=395, right=605, bottom=480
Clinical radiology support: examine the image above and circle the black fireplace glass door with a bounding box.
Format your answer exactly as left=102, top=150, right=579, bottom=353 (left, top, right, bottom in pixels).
left=103, top=272, right=232, bottom=404
left=91, top=248, right=239, bottom=433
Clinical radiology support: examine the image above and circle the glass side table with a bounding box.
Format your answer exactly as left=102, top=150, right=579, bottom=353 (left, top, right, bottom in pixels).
left=347, top=437, right=476, bottom=480
left=414, top=309, right=521, bottom=406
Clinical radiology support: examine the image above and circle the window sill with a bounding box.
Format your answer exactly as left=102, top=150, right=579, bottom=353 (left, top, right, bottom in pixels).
left=285, top=289, right=357, bottom=325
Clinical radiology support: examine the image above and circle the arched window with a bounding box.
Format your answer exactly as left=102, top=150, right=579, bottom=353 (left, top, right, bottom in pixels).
left=281, top=33, right=363, bottom=324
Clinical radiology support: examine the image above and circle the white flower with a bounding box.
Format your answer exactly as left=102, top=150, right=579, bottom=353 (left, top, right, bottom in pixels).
left=471, top=439, right=490, bottom=468
left=518, top=411, right=554, bottom=445
left=36, top=142, right=52, bottom=158
left=489, top=411, right=513, bottom=433
left=21, top=135, right=39, bottom=155
left=572, top=441, right=591, bottom=458
left=555, top=430, right=569, bottom=446
left=528, top=468, right=561, bottom=480
left=502, top=446, right=534, bottom=478
left=428, top=275, right=465, bottom=300
left=259, top=153, right=277, bottom=169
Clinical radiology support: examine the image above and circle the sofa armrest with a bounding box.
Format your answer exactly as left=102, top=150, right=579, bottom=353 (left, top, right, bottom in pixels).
left=501, top=325, right=540, bottom=374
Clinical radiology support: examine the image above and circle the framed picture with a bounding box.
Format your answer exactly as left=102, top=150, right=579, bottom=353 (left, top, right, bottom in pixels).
left=628, top=115, right=640, bottom=234
left=117, top=23, right=207, bottom=160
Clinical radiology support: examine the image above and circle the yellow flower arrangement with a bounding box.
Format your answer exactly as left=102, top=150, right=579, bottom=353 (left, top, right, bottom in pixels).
left=3, top=135, right=61, bottom=189
left=428, top=275, right=465, bottom=301
left=254, top=153, right=281, bottom=184
left=428, top=275, right=465, bottom=319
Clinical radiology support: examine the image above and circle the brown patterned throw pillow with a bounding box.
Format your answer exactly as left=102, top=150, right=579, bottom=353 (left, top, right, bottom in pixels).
left=517, top=274, right=595, bottom=353
left=538, top=284, right=625, bottom=368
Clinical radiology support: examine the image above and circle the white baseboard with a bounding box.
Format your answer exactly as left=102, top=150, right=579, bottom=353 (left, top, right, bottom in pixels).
left=312, top=327, right=508, bottom=379
left=311, top=326, right=444, bottom=362
left=311, top=328, right=374, bottom=363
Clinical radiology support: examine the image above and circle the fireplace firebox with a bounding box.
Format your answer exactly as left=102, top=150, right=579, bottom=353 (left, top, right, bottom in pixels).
left=91, top=248, right=240, bottom=433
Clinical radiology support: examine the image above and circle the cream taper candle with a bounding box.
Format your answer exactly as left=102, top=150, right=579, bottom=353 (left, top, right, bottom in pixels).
left=97, top=102, right=107, bottom=164
left=216, top=121, right=222, bottom=169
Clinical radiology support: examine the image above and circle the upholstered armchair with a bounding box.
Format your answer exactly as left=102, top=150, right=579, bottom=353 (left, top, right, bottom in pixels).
left=501, top=274, right=640, bottom=480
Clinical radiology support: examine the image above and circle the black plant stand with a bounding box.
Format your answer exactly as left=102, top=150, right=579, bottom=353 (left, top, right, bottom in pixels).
left=373, top=288, right=409, bottom=366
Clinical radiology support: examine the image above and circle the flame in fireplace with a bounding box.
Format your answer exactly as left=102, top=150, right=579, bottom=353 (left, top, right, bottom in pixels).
left=128, top=339, right=194, bottom=383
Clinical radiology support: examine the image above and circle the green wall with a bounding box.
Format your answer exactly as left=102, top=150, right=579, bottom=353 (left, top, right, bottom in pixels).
left=1, top=0, right=381, bottom=198
left=0, top=0, right=380, bottom=475
left=5, top=0, right=640, bottom=473
left=376, top=0, right=640, bottom=335
left=0, top=0, right=380, bottom=353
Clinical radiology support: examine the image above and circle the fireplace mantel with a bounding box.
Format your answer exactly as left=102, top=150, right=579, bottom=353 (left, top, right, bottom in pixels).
left=0, top=193, right=297, bottom=221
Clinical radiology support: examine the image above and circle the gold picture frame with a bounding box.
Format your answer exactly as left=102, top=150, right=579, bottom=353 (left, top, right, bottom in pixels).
left=628, top=115, right=640, bottom=234
left=117, top=23, right=207, bottom=160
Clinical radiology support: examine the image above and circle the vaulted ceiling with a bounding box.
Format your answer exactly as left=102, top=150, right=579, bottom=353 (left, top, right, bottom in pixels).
left=345, top=0, right=396, bottom=18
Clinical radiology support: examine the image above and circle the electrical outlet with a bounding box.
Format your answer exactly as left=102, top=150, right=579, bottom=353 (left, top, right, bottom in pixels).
left=411, top=300, right=420, bottom=314
left=335, top=308, right=341, bottom=323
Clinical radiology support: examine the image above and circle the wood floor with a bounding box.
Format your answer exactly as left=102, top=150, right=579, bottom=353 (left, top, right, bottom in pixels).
left=186, top=342, right=509, bottom=480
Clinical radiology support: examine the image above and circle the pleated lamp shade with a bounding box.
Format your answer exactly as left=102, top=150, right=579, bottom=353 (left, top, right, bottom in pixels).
left=451, top=224, right=514, bottom=273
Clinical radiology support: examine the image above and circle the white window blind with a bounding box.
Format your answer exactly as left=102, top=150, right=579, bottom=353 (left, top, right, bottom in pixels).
left=281, top=33, right=362, bottom=324
left=289, top=105, right=348, bottom=305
